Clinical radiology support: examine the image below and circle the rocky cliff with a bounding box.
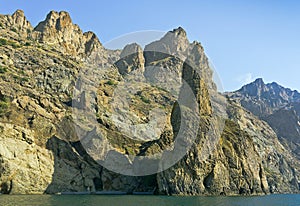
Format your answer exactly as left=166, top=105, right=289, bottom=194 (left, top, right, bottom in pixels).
left=0, top=10, right=299, bottom=195
left=228, top=79, right=300, bottom=160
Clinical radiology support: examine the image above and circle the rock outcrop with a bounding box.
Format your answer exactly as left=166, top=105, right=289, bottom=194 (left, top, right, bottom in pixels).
left=115, top=43, right=145, bottom=75
left=0, top=10, right=33, bottom=37
left=0, top=122, right=53, bottom=194
left=34, top=11, right=105, bottom=58
left=0, top=10, right=299, bottom=195
left=145, top=27, right=190, bottom=59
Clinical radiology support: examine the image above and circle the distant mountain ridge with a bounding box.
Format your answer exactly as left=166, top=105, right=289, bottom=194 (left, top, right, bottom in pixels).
left=229, top=78, right=300, bottom=117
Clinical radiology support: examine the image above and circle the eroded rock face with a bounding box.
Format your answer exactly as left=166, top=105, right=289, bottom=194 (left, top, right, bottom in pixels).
left=0, top=123, right=54, bottom=194
left=226, top=102, right=300, bottom=194
left=115, top=43, right=145, bottom=75
left=156, top=51, right=274, bottom=195
left=10, top=10, right=32, bottom=31
left=229, top=79, right=300, bottom=161
left=34, top=11, right=105, bottom=58
left=157, top=101, right=300, bottom=195
left=0, top=10, right=299, bottom=195
left=145, top=27, right=190, bottom=59
left=142, top=28, right=188, bottom=98
left=186, top=41, right=216, bottom=91
left=0, top=10, right=33, bottom=37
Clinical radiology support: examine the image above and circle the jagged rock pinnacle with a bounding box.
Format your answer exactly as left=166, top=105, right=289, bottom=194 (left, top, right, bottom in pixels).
left=254, top=78, right=264, bottom=85
left=33, top=10, right=103, bottom=57
left=12, top=9, right=25, bottom=18
left=35, top=11, right=74, bottom=32
left=144, top=26, right=190, bottom=58
left=0, top=9, right=33, bottom=34
left=115, top=43, right=145, bottom=75
left=170, top=26, right=187, bottom=37
left=12, top=9, right=32, bottom=29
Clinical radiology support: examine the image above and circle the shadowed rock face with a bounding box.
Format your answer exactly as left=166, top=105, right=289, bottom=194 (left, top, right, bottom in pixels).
left=0, top=10, right=299, bottom=195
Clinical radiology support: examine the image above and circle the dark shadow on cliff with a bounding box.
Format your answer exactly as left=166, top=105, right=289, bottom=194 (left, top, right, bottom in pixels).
left=45, top=135, right=158, bottom=194
left=45, top=135, right=103, bottom=193
left=0, top=180, right=13, bottom=194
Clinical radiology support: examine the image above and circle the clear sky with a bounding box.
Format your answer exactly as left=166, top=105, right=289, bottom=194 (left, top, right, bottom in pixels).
left=1, top=0, right=300, bottom=92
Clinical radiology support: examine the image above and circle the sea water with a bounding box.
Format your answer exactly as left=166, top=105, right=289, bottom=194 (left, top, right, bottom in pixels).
left=0, top=194, right=300, bottom=206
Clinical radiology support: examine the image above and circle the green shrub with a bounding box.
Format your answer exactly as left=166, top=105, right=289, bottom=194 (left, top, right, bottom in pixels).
left=10, top=42, right=19, bottom=49
left=0, top=66, right=7, bottom=74
left=106, top=80, right=115, bottom=85
left=24, top=42, right=31, bottom=46
left=12, top=75, right=28, bottom=82
left=11, top=27, right=17, bottom=33
left=141, top=95, right=150, bottom=104
left=0, top=38, right=20, bottom=48
left=0, top=99, right=9, bottom=117
left=0, top=38, right=7, bottom=46
left=20, top=77, right=29, bottom=82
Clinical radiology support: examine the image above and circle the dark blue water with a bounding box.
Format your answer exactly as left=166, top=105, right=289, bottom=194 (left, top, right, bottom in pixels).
left=0, top=194, right=300, bottom=206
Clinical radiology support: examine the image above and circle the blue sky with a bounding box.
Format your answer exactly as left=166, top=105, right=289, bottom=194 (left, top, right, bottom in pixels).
left=1, top=0, right=300, bottom=92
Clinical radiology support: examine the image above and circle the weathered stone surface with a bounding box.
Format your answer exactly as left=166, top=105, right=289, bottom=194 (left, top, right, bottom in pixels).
left=115, top=43, right=144, bottom=75
left=0, top=123, right=54, bottom=194
left=34, top=11, right=106, bottom=59
left=145, top=27, right=189, bottom=59
left=0, top=10, right=33, bottom=37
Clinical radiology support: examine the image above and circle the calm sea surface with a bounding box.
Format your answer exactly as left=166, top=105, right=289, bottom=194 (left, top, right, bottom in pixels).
left=0, top=194, right=300, bottom=206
